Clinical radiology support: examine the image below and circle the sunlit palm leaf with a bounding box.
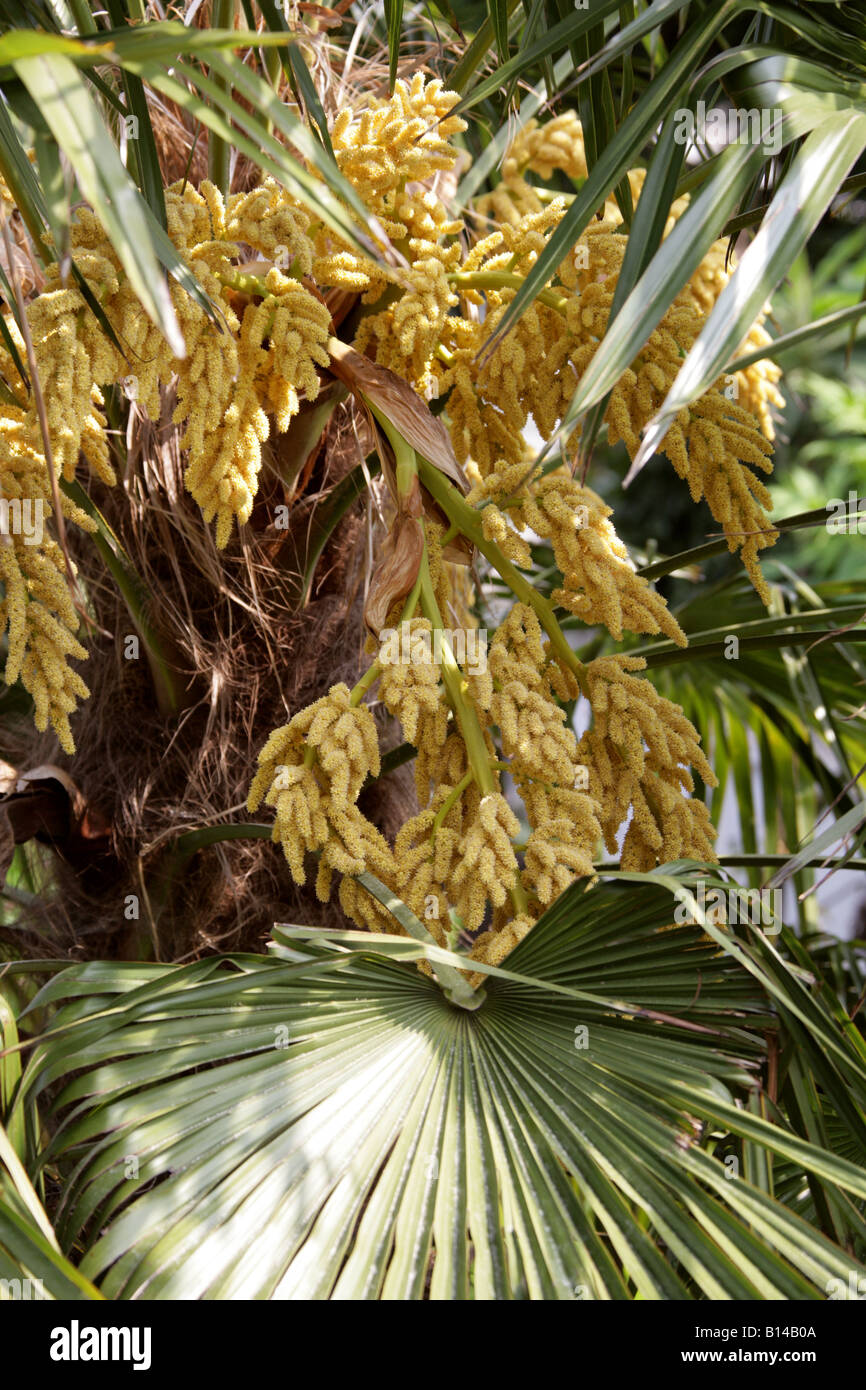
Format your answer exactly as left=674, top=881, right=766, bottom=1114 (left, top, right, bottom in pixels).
left=10, top=51, right=186, bottom=354
left=632, top=107, right=866, bottom=478
left=11, top=876, right=866, bottom=1299
left=0, top=1143, right=103, bottom=1300
left=474, top=6, right=732, bottom=362
left=1, top=998, right=100, bottom=1301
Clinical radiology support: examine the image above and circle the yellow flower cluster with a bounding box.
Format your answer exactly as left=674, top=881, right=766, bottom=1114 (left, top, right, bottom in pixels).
left=61, top=182, right=334, bottom=553
left=172, top=262, right=331, bottom=548
left=251, top=582, right=586, bottom=962
left=486, top=604, right=601, bottom=917
left=307, top=76, right=473, bottom=395
left=451, top=791, right=521, bottom=921
left=251, top=757, right=328, bottom=885
left=24, top=271, right=118, bottom=482
left=684, top=239, right=784, bottom=441
left=313, top=75, right=465, bottom=300
left=162, top=186, right=333, bottom=546
left=465, top=189, right=780, bottom=600
left=523, top=822, right=594, bottom=906
left=443, top=113, right=785, bottom=600
left=239, top=101, right=776, bottom=977
left=480, top=464, right=686, bottom=644
left=331, top=74, right=466, bottom=210
left=251, top=573, right=721, bottom=969
left=250, top=440, right=721, bottom=968
left=247, top=683, right=386, bottom=891
left=376, top=617, right=503, bottom=936
left=378, top=619, right=448, bottom=750
left=577, top=656, right=717, bottom=871
left=262, top=271, right=333, bottom=429
left=477, top=111, right=642, bottom=228
left=469, top=913, right=535, bottom=975
left=477, top=499, right=533, bottom=567
left=353, top=249, right=460, bottom=395
left=442, top=202, right=578, bottom=469
left=251, top=556, right=719, bottom=978
left=503, top=111, right=588, bottom=184
left=489, top=604, right=580, bottom=785
left=0, top=526, right=90, bottom=755
left=604, top=301, right=778, bottom=603
left=734, top=325, right=786, bottom=442
left=181, top=346, right=269, bottom=552
left=392, top=800, right=455, bottom=946
left=225, top=178, right=316, bottom=276
left=3, top=88, right=769, bottom=976
left=0, top=331, right=99, bottom=752
left=0, top=171, right=344, bottom=748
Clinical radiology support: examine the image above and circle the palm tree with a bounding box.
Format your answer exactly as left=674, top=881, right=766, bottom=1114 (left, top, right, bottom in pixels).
left=0, top=0, right=865, bottom=1299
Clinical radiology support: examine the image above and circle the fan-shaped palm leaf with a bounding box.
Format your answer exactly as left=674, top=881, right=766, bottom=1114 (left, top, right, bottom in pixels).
left=10, top=876, right=866, bottom=1299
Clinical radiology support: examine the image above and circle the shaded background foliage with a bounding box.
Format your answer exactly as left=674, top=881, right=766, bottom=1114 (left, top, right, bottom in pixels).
left=0, top=0, right=864, bottom=1301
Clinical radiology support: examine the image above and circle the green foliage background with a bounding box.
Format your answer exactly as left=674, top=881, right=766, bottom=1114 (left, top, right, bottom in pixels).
left=0, top=0, right=865, bottom=1301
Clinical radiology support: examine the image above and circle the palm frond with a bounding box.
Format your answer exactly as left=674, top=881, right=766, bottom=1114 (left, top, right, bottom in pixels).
left=9, top=874, right=866, bottom=1299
